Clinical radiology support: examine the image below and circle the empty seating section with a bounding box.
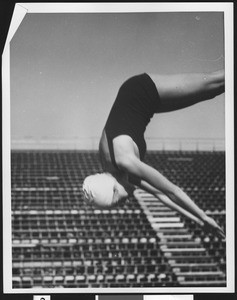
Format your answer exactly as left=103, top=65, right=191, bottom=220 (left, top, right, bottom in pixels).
left=11, top=150, right=226, bottom=288
left=145, top=151, right=225, bottom=210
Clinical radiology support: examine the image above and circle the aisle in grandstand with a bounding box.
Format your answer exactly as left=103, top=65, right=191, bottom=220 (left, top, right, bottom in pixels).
left=11, top=150, right=226, bottom=288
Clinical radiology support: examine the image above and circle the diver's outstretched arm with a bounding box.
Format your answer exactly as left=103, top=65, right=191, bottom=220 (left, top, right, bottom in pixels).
left=134, top=180, right=204, bottom=226
left=116, top=152, right=225, bottom=238
left=134, top=179, right=225, bottom=238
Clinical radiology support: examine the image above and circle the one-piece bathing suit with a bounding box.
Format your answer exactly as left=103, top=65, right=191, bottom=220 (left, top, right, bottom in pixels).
left=104, top=73, right=161, bottom=169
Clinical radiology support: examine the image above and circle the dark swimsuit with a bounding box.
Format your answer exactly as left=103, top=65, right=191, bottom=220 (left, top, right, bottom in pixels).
left=104, top=73, right=161, bottom=170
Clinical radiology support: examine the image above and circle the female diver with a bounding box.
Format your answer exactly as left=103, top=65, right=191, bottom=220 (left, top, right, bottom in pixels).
left=83, top=70, right=225, bottom=238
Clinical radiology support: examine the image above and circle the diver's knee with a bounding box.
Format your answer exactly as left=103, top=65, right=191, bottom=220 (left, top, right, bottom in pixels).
left=205, top=70, right=225, bottom=93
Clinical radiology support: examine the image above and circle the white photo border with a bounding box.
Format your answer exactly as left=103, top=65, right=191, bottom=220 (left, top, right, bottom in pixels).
left=2, top=2, right=234, bottom=294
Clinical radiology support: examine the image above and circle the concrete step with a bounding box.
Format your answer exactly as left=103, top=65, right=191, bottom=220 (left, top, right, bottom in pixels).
left=147, top=216, right=181, bottom=222
left=142, top=206, right=172, bottom=212
left=169, top=262, right=218, bottom=268
left=156, top=228, right=190, bottom=234
left=177, top=280, right=226, bottom=286
left=168, top=256, right=216, bottom=264
left=159, top=241, right=201, bottom=246
left=139, top=200, right=166, bottom=205
left=161, top=247, right=206, bottom=253
left=152, top=222, right=184, bottom=229
left=175, top=271, right=224, bottom=277
left=157, top=233, right=193, bottom=240
left=145, top=211, right=177, bottom=216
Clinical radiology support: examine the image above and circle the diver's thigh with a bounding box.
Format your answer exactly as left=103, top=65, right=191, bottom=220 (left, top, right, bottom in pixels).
left=149, top=73, right=209, bottom=112
left=150, top=73, right=207, bottom=100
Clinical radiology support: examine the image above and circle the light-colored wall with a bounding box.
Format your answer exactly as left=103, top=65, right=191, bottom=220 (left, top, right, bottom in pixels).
left=10, top=12, right=225, bottom=149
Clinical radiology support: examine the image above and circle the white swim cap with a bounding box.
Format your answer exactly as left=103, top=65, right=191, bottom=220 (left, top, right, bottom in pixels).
left=82, top=173, right=116, bottom=208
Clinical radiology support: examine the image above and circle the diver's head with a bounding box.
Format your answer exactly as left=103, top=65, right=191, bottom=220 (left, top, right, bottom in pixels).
left=82, top=173, right=128, bottom=208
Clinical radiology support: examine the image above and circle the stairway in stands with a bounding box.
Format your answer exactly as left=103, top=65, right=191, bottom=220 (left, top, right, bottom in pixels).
left=134, top=189, right=226, bottom=287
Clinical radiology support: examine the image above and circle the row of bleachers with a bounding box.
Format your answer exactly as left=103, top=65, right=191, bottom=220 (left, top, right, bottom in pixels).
left=12, top=244, right=164, bottom=261
left=13, top=262, right=169, bottom=276
left=13, top=272, right=176, bottom=288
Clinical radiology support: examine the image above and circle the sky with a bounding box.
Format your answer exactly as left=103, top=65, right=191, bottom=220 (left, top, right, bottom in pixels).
left=10, top=11, right=225, bottom=147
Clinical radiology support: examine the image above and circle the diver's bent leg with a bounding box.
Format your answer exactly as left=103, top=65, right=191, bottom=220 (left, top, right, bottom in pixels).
left=149, top=70, right=225, bottom=112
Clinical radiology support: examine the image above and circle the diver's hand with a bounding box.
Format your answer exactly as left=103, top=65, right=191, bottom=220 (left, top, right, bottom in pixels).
left=202, top=215, right=225, bottom=239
